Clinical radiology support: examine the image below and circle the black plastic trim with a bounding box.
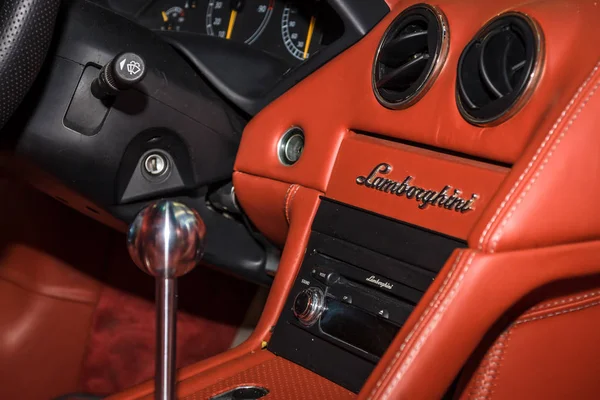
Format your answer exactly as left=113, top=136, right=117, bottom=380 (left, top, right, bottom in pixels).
left=1, top=0, right=273, bottom=287
left=269, top=198, right=466, bottom=392
left=312, top=198, right=466, bottom=272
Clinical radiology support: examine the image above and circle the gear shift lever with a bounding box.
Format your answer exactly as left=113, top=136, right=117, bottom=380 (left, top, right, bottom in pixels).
left=127, top=200, right=206, bottom=400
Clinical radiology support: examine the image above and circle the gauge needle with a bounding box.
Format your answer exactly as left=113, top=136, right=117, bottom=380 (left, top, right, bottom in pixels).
left=226, top=9, right=237, bottom=39
left=303, top=16, right=317, bottom=59
left=161, top=11, right=168, bottom=22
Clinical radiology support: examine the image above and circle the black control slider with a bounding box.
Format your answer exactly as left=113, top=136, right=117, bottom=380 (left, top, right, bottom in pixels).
left=92, top=52, right=147, bottom=99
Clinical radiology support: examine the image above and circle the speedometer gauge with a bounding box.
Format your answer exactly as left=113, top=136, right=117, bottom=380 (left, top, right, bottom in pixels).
left=281, top=2, right=323, bottom=61
left=206, top=0, right=274, bottom=45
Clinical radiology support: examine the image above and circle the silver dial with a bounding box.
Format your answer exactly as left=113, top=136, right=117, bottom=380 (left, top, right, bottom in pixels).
left=293, top=287, right=325, bottom=326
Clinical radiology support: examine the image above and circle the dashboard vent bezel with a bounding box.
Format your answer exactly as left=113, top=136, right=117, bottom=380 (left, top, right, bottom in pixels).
left=372, top=4, right=450, bottom=110
left=456, top=12, right=545, bottom=126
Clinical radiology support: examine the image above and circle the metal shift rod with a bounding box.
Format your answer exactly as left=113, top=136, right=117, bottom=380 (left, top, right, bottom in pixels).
left=127, top=200, right=206, bottom=400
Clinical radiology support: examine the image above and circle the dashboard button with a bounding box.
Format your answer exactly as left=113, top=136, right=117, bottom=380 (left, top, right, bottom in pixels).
left=292, top=287, right=325, bottom=326
left=311, top=268, right=340, bottom=285
left=312, top=266, right=330, bottom=284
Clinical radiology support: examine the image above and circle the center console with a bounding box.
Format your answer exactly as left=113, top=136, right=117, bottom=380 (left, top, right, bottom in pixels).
left=269, top=198, right=465, bottom=392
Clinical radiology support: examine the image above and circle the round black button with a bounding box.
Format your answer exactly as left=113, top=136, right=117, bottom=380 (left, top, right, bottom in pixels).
left=112, top=52, right=146, bottom=87
left=293, top=290, right=310, bottom=317
left=91, top=52, right=147, bottom=99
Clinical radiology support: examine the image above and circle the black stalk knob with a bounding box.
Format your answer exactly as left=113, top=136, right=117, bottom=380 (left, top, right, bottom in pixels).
left=92, top=52, right=147, bottom=99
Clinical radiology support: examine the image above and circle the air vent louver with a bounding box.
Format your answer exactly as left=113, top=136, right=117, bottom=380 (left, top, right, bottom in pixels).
left=373, top=4, right=449, bottom=109
left=457, top=13, right=543, bottom=125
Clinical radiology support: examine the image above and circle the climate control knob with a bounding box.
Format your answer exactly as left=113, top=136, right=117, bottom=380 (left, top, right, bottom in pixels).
left=292, top=287, right=325, bottom=326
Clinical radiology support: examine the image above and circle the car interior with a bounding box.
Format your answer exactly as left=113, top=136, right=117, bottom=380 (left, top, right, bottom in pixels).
left=1, top=0, right=600, bottom=399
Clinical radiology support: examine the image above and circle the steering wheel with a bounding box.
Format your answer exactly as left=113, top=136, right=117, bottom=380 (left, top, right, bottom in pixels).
left=0, top=0, right=60, bottom=130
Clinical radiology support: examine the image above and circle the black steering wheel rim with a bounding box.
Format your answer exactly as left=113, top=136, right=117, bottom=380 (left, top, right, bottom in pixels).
left=0, top=0, right=60, bottom=130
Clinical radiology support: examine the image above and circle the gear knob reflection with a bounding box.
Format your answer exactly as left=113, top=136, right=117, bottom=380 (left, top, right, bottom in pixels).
left=127, top=200, right=206, bottom=279
left=126, top=200, right=206, bottom=400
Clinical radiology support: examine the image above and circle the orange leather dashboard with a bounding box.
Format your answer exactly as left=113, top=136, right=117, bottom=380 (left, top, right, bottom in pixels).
left=235, top=0, right=600, bottom=190
left=234, top=0, right=600, bottom=246
left=111, top=0, right=600, bottom=398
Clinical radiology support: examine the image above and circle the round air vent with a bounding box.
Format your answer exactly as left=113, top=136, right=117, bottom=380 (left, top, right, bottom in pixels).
left=372, top=4, right=449, bottom=109
left=457, top=13, right=544, bottom=126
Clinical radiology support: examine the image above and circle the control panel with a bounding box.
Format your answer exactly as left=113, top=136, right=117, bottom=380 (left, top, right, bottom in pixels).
left=269, top=198, right=466, bottom=393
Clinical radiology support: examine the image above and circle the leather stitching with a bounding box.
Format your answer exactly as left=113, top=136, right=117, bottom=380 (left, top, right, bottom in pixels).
left=467, top=354, right=490, bottom=398
left=489, top=78, right=600, bottom=251
left=477, top=60, right=600, bottom=252
left=469, top=294, right=600, bottom=400
left=284, top=184, right=300, bottom=224
left=515, top=298, right=600, bottom=326
left=380, top=253, right=477, bottom=400
left=472, top=330, right=511, bottom=400
left=466, top=331, right=509, bottom=400
left=367, top=251, right=467, bottom=399
left=288, top=185, right=300, bottom=223
left=488, top=330, right=510, bottom=400
left=284, top=184, right=294, bottom=223
left=483, top=301, right=600, bottom=400
left=466, top=348, right=491, bottom=398
left=368, top=252, right=476, bottom=400
left=527, top=290, right=600, bottom=313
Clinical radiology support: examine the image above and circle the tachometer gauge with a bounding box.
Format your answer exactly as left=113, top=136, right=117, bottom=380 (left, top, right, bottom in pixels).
left=206, top=0, right=274, bottom=45
left=161, top=6, right=186, bottom=31
left=281, top=2, right=323, bottom=61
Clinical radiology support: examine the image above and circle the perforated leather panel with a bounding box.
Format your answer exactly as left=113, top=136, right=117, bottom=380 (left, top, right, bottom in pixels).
left=0, top=0, right=60, bottom=129
left=180, top=356, right=356, bottom=400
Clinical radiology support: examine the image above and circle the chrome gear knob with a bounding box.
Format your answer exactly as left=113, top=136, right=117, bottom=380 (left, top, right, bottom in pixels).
left=126, top=200, right=206, bottom=400
left=127, top=200, right=206, bottom=279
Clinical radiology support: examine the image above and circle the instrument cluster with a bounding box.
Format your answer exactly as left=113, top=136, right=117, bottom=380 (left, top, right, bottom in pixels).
left=135, top=0, right=343, bottom=66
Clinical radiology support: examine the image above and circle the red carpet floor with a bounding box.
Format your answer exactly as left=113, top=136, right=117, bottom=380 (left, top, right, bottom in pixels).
left=79, top=242, right=258, bottom=396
